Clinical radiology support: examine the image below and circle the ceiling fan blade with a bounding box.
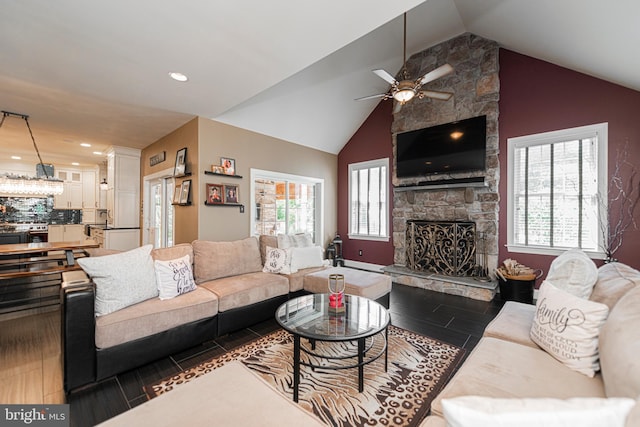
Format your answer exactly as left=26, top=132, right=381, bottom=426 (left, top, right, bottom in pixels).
left=355, top=93, right=387, bottom=101
left=373, top=69, right=398, bottom=85
left=419, top=90, right=453, bottom=100
left=419, top=63, right=454, bottom=86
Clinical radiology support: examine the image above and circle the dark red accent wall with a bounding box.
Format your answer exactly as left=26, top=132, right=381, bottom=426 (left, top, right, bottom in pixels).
left=337, top=100, right=394, bottom=266
left=499, top=49, right=640, bottom=276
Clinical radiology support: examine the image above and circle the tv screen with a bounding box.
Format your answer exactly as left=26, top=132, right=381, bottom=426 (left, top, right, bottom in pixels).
left=396, top=115, right=487, bottom=178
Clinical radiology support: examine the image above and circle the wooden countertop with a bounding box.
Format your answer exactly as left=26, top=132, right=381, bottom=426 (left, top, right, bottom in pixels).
left=0, top=240, right=99, bottom=256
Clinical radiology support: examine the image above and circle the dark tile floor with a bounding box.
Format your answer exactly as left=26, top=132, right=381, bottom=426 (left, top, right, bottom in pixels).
left=67, top=283, right=504, bottom=427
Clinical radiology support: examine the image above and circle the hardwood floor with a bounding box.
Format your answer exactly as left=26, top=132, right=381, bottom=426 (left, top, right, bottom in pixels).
left=0, top=283, right=504, bottom=427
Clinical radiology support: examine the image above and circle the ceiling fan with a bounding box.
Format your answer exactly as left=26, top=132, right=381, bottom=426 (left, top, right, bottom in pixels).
left=356, top=13, right=454, bottom=111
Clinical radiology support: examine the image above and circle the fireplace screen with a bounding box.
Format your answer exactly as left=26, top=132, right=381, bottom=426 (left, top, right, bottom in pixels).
left=406, top=220, right=476, bottom=276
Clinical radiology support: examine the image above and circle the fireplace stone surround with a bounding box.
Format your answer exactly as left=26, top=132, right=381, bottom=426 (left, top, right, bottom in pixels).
left=383, top=33, right=500, bottom=301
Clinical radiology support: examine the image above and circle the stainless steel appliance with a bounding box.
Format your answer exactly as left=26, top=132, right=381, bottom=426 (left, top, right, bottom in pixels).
left=2, top=223, right=49, bottom=243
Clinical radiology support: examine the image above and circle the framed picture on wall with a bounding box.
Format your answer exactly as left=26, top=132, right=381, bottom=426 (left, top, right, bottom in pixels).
left=172, top=186, right=181, bottom=204
left=206, top=183, right=224, bottom=204
left=224, top=184, right=239, bottom=204
left=220, top=157, right=235, bottom=175
left=179, top=179, right=191, bottom=204
left=174, top=147, right=187, bottom=176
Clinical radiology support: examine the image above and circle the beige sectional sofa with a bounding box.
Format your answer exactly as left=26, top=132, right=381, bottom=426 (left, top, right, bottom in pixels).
left=63, top=235, right=328, bottom=391
left=420, top=261, right=640, bottom=426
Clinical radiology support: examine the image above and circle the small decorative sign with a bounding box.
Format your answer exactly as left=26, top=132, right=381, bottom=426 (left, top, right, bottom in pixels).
left=149, top=151, right=166, bottom=166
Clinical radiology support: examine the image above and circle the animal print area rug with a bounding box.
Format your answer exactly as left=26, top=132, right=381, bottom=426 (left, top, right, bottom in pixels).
left=147, top=326, right=464, bottom=427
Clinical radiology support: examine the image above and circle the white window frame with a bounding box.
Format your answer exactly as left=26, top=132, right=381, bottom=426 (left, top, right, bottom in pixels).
left=348, top=158, right=390, bottom=242
left=506, top=123, right=608, bottom=258
left=250, top=168, right=324, bottom=243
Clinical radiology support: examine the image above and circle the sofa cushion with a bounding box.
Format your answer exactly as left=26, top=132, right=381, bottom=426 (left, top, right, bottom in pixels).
left=441, top=396, right=635, bottom=427
left=530, top=281, right=609, bottom=377
left=259, top=235, right=278, bottom=264
left=154, top=254, right=197, bottom=300
left=95, top=286, right=219, bottom=349
left=199, top=272, right=289, bottom=312
left=483, top=301, right=539, bottom=348
left=78, top=244, right=158, bottom=317
left=546, top=248, right=598, bottom=299
left=599, top=285, right=640, bottom=398
left=430, top=337, right=606, bottom=417
left=283, top=266, right=327, bottom=292
left=151, top=243, right=193, bottom=264
left=192, top=237, right=262, bottom=284
left=262, top=246, right=296, bottom=274
left=590, top=262, right=640, bottom=310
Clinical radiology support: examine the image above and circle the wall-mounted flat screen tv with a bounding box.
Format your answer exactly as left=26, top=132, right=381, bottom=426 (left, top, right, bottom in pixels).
left=396, top=115, right=487, bottom=178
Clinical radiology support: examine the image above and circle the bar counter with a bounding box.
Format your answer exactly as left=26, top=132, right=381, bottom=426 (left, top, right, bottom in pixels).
left=0, top=240, right=99, bottom=317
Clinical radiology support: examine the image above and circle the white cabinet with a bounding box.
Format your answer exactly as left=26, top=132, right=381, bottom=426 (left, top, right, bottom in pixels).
left=106, top=146, right=140, bottom=228
left=48, top=224, right=84, bottom=242
left=105, top=229, right=140, bottom=251
left=82, top=169, right=98, bottom=223
left=54, top=169, right=83, bottom=209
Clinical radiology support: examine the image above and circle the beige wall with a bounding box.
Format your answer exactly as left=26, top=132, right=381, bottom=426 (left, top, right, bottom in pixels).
left=197, top=118, right=337, bottom=246
left=141, top=117, right=199, bottom=244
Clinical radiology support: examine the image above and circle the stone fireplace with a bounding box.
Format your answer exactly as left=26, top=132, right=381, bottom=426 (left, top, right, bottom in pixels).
left=383, top=33, right=500, bottom=301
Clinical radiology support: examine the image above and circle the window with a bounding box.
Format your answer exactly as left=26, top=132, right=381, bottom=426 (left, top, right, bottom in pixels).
left=507, top=123, right=608, bottom=257
left=348, top=158, right=389, bottom=241
left=251, top=169, right=323, bottom=242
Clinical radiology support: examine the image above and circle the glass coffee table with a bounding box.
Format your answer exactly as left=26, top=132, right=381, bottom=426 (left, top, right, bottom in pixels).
left=275, top=293, right=390, bottom=402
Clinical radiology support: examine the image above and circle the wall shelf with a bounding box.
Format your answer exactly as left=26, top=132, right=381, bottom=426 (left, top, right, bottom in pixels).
left=204, top=171, right=242, bottom=179
left=173, top=172, right=192, bottom=178
left=172, top=202, right=192, bottom=206
left=204, top=202, right=244, bottom=213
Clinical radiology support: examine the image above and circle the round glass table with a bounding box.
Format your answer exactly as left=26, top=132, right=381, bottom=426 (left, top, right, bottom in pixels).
left=275, top=293, right=390, bottom=402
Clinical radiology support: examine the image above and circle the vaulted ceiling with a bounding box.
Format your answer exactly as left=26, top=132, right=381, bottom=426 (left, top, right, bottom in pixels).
left=1, top=0, right=638, bottom=167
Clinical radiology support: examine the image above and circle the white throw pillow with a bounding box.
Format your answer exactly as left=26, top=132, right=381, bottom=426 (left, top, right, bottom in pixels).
left=77, top=245, right=158, bottom=316
left=154, top=254, right=197, bottom=300
left=290, top=246, right=324, bottom=270
left=530, top=280, right=609, bottom=377
left=546, top=248, right=598, bottom=299
left=262, top=246, right=297, bottom=274
left=442, top=396, right=635, bottom=427
left=277, top=233, right=313, bottom=249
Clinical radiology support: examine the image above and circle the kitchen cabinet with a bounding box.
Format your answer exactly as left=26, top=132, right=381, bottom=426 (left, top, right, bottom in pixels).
left=82, top=169, right=98, bottom=223
left=48, top=224, right=84, bottom=242
left=90, top=227, right=139, bottom=250
left=54, top=169, right=83, bottom=209
left=106, top=146, right=140, bottom=228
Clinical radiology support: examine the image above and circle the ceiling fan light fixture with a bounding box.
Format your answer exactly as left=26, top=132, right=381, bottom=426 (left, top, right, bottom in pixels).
left=393, top=88, right=416, bottom=103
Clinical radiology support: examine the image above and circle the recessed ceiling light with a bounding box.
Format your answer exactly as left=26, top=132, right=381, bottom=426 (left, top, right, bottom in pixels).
left=93, top=151, right=103, bottom=155
left=169, top=72, right=188, bottom=82
left=80, top=143, right=91, bottom=147
left=72, top=162, right=80, bottom=166
left=11, top=155, right=21, bottom=160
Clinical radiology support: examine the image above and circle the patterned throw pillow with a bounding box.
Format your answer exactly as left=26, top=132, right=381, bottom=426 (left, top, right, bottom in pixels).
left=77, top=245, right=158, bottom=316
left=530, top=280, right=609, bottom=377
left=262, top=246, right=296, bottom=274
left=154, top=254, right=197, bottom=300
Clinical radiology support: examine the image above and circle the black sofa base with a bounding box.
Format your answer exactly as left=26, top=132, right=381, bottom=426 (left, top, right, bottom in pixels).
left=217, top=294, right=288, bottom=336
left=96, top=315, right=218, bottom=382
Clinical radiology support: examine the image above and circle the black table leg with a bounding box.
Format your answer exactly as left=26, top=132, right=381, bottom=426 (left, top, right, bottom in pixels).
left=358, top=337, right=364, bottom=392
left=293, top=334, right=300, bottom=402
left=384, top=326, right=388, bottom=372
